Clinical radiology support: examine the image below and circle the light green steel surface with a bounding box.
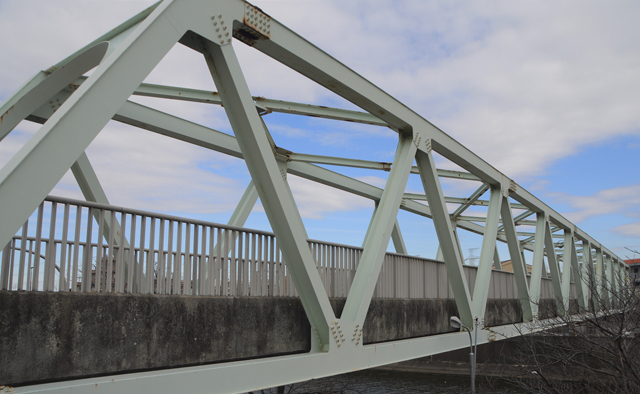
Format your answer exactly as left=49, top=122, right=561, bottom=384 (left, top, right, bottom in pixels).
left=500, top=196, right=533, bottom=321
left=415, top=148, right=473, bottom=326
left=0, top=0, right=629, bottom=392
left=203, top=39, right=335, bottom=347
left=341, top=135, right=416, bottom=325
left=391, top=220, right=408, bottom=255
left=472, top=186, right=502, bottom=321
left=529, top=213, right=547, bottom=318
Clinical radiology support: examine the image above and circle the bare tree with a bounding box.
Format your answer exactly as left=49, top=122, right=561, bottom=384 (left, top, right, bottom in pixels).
left=501, top=266, right=640, bottom=394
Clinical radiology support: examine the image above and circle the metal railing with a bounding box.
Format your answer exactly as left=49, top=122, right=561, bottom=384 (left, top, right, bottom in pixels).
left=0, top=196, right=564, bottom=299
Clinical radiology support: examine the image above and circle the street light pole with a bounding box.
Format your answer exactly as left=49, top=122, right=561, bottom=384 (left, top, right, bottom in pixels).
left=450, top=316, right=477, bottom=394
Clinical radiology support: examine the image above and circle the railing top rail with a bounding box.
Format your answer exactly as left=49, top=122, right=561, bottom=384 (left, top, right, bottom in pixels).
left=43, top=195, right=278, bottom=237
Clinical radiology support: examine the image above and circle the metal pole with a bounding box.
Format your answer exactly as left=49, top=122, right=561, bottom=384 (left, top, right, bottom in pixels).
left=451, top=316, right=475, bottom=394
left=472, top=318, right=478, bottom=394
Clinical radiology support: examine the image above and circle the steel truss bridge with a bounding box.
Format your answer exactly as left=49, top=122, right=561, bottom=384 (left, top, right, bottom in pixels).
left=0, top=1, right=629, bottom=393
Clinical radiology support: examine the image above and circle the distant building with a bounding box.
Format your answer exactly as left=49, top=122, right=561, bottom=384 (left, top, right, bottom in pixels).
left=625, top=258, right=640, bottom=288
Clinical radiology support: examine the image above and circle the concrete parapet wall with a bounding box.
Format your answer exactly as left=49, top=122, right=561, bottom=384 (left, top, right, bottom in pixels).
left=0, top=291, right=523, bottom=386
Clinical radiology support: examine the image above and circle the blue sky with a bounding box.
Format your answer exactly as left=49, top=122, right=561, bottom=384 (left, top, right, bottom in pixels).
left=0, top=0, right=639, bottom=262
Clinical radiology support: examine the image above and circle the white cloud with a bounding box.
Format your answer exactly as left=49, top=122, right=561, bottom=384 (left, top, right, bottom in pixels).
left=550, top=185, right=640, bottom=224
left=355, top=176, right=387, bottom=189
left=1, top=0, right=639, bottom=246
left=611, top=223, right=640, bottom=238
left=287, top=175, right=370, bottom=219
left=249, top=0, right=640, bottom=179
left=52, top=120, right=248, bottom=214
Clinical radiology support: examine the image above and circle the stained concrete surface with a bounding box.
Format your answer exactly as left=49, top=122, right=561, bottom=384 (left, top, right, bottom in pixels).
left=0, top=291, right=523, bottom=386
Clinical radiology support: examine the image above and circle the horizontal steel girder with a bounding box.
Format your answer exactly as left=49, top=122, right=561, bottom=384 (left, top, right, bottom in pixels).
left=14, top=320, right=556, bottom=394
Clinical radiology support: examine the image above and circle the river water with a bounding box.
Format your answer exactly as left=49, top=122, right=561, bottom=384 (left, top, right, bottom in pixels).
left=253, top=370, right=528, bottom=394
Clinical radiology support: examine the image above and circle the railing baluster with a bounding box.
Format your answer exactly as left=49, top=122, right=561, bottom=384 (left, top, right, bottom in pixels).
left=8, top=239, right=16, bottom=290
left=206, top=226, right=215, bottom=296
left=71, top=206, right=81, bottom=292
left=243, top=232, right=250, bottom=296
left=128, top=214, right=137, bottom=294
left=199, top=225, right=207, bottom=296
left=174, top=221, right=182, bottom=295
left=32, top=202, right=44, bottom=291
left=336, top=246, right=341, bottom=297
left=261, top=235, right=268, bottom=297
left=106, top=210, right=116, bottom=293
left=276, top=240, right=282, bottom=296
left=82, top=207, right=93, bottom=292
left=342, top=247, right=347, bottom=297
left=335, top=246, right=340, bottom=297
left=220, top=228, right=227, bottom=296
left=323, top=244, right=329, bottom=296
left=279, top=243, right=285, bottom=296
left=138, top=216, right=146, bottom=294
left=116, top=213, right=127, bottom=293
left=215, top=227, right=222, bottom=295
left=165, top=219, right=173, bottom=295
left=148, top=217, right=156, bottom=294
left=96, top=209, right=105, bottom=292
left=268, top=236, right=275, bottom=297
left=250, top=233, right=257, bottom=296
left=191, top=225, right=199, bottom=295
left=59, top=204, right=70, bottom=292
left=17, top=220, right=28, bottom=291
left=184, top=223, right=192, bottom=295
left=237, top=231, right=244, bottom=296
left=230, top=230, right=237, bottom=296
left=26, top=240, right=34, bottom=291
left=257, top=234, right=264, bottom=296
left=43, top=202, right=57, bottom=291
left=157, top=218, right=166, bottom=295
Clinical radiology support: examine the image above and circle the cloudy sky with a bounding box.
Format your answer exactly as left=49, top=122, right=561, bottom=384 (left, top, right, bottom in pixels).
left=0, top=0, right=639, bottom=261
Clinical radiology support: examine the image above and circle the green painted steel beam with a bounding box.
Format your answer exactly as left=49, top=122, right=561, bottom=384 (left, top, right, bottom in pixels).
left=5, top=0, right=624, bottom=268
left=529, top=213, right=547, bottom=318
left=415, top=146, right=473, bottom=327
left=561, top=230, right=574, bottom=312
left=544, top=221, right=565, bottom=316
left=500, top=196, right=533, bottom=321
left=391, top=220, right=408, bottom=255
left=451, top=184, right=489, bottom=218
left=404, top=192, right=528, bottom=210
left=288, top=153, right=479, bottom=180
left=0, top=1, right=629, bottom=391
left=342, top=135, right=416, bottom=325
left=125, top=78, right=390, bottom=127
left=472, top=186, right=502, bottom=321
left=0, top=43, right=109, bottom=143
left=202, top=39, right=334, bottom=348
left=24, top=94, right=543, bottom=268
left=13, top=319, right=556, bottom=394
left=455, top=216, right=537, bottom=226
left=29, top=90, right=516, bottom=254
left=0, top=0, right=182, bottom=253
